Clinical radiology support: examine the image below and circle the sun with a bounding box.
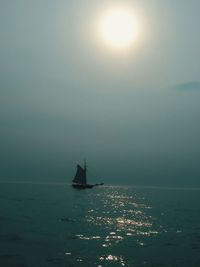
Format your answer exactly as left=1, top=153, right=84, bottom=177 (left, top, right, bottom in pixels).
left=99, top=8, right=137, bottom=49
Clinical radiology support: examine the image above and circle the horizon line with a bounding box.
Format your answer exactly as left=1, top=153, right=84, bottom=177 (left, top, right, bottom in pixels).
left=0, top=180, right=200, bottom=191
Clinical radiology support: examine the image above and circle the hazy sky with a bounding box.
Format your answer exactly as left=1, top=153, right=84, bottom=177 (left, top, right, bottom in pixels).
left=1, top=0, right=200, bottom=186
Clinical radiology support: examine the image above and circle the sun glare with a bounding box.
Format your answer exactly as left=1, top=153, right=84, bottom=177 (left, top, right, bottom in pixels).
left=99, top=8, right=137, bottom=49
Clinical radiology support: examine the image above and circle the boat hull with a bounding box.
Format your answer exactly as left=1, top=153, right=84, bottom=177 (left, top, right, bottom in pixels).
left=72, top=183, right=94, bottom=189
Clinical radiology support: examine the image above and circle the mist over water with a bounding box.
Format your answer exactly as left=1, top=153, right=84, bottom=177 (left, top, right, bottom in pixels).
left=1, top=1, right=200, bottom=187
left=0, top=182, right=200, bottom=267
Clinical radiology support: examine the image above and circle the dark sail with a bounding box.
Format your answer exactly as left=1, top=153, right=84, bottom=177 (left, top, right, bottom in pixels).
left=72, top=161, right=103, bottom=189
left=72, top=164, right=87, bottom=185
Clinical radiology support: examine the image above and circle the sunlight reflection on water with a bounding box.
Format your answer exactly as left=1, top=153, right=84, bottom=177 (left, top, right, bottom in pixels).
left=71, top=188, right=160, bottom=266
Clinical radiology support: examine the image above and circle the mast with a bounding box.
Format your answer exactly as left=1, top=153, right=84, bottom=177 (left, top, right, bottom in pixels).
left=84, top=160, right=87, bottom=173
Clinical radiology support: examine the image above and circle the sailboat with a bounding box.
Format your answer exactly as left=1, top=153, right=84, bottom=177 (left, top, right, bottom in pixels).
left=72, top=161, right=103, bottom=189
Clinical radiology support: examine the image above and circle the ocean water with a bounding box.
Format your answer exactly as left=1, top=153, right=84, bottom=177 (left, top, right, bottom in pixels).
left=0, top=183, right=200, bottom=267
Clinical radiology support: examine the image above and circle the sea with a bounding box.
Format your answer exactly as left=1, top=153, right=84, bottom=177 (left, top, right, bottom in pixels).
left=0, top=182, right=200, bottom=267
